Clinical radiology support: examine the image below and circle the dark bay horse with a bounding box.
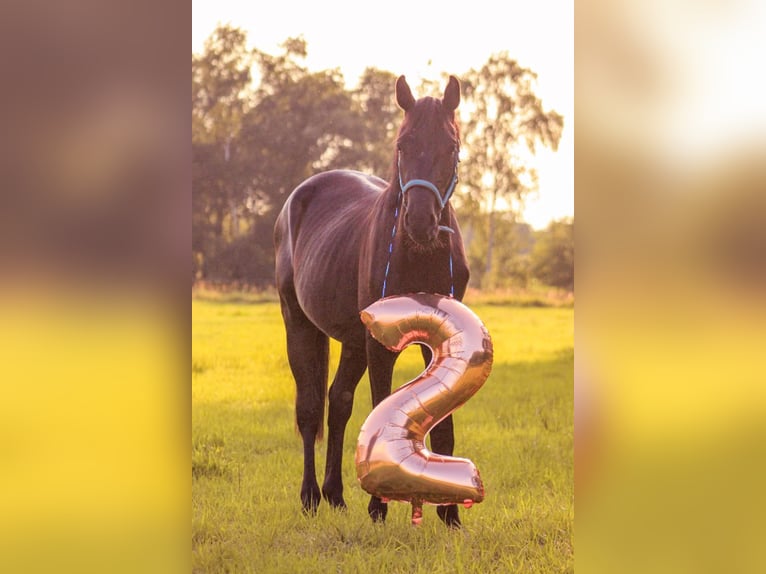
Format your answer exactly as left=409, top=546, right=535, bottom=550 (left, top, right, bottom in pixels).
left=274, top=75, right=469, bottom=526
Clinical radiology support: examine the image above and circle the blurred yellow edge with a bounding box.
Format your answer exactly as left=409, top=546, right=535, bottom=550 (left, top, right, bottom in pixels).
left=580, top=279, right=766, bottom=449
left=577, top=278, right=766, bottom=573
left=0, top=288, right=187, bottom=573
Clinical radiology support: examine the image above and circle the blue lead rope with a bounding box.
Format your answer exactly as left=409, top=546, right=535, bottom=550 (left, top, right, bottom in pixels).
left=381, top=194, right=401, bottom=298
left=449, top=251, right=454, bottom=297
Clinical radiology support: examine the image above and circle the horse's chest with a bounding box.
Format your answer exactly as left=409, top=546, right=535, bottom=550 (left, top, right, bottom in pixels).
left=390, top=249, right=453, bottom=295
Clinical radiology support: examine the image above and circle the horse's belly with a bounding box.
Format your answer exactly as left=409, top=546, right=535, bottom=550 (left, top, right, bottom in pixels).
left=292, top=220, right=368, bottom=344
left=294, top=256, right=363, bottom=344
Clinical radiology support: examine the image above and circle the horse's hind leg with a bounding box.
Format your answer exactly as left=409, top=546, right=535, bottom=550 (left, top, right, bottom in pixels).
left=322, top=344, right=367, bottom=509
left=280, top=295, right=329, bottom=514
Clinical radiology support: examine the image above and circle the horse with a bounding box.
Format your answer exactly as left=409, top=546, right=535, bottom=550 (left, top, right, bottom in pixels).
left=274, top=75, right=469, bottom=527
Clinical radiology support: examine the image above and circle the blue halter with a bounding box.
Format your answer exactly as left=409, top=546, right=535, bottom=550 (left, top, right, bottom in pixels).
left=381, top=153, right=459, bottom=298
left=397, top=152, right=459, bottom=212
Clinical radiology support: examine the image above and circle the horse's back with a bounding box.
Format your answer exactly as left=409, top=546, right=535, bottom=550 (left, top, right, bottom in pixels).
left=275, top=170, right=386, bottom=342
left=275, top=170, right=384, bottom=263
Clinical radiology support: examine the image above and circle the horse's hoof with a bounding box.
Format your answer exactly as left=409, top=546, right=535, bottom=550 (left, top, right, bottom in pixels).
left=322, top=483, right=346, bottom=510
left=437, top=505, right=462, bottom=529
left=368, top=497, right=388, bottom=523
left=321, top=485, right=347, bottom=510
left=301, top=498, right=320, bottom=515
left=301, top=485, right=321, bottom=515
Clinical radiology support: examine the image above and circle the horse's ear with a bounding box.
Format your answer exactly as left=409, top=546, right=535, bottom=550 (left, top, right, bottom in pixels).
left=443, top=75, right=461, bottom=112
left=396, top=75, right=416, bottom=112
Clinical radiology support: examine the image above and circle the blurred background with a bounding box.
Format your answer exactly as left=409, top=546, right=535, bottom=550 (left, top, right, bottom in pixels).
left=576, top=0, right=766, bottom=572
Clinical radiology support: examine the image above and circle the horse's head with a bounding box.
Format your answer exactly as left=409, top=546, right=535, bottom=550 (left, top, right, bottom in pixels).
left=395, top=75, right=461, bottom=248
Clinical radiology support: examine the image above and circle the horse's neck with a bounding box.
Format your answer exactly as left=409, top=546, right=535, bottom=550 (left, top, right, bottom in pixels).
left=370, top=183, right=400, bottom=227
left=357, top=185, right=398, bottom=301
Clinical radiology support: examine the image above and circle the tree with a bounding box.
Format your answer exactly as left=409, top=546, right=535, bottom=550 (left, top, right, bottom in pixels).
left=461, top=54, right=563, bottom=289
left=530, top=218, right=574, bottom=290
left=192, top=25, right=255, bottom=278
left=192, top=30, right=369, bottom=285
left=351, top=67, right=400, bottom=177
left=240, top=41, right=362, bottom=217
left=192, top=25, right=254, bottom=144
left=464, top=213, right=535, bottom=289
left=200, top=36, right=384, bottom=284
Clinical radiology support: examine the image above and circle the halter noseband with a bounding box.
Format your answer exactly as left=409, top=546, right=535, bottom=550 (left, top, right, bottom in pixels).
left=397, top=152, right=459, bottom=216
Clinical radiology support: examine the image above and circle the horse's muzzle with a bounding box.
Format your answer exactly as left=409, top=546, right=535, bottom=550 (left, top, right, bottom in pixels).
left=403, top=200, right=439, bottom=246
left=405, top=224, right=437, bottom=246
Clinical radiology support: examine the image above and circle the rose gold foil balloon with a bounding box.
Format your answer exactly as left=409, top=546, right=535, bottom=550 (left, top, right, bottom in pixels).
left=355, top=293, right=493, bottom=524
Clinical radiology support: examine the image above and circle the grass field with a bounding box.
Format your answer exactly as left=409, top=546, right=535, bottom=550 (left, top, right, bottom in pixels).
left=192, top=295, right=573, bottom=573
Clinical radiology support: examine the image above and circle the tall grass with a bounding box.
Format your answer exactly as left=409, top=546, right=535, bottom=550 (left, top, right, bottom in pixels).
left=192, top=298, right=573, bottom=573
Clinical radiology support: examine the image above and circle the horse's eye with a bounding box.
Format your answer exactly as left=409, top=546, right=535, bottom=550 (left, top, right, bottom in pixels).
left=398, top=135, right=418, bottom=155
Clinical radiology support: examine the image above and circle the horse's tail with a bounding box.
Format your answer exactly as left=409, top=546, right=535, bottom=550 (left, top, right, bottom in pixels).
left=291, top=336, right=328, bottom=441
left=315, top=339, right=329, bottom=442
left=285, top=320, right=329, bottom=443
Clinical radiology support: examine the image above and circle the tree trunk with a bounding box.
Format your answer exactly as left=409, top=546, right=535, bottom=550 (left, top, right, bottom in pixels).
left=484, top=189, right=498, bottom=289
left=224, top=137, right=239, bottom=238
left=229, top=199, right=239, bottom=238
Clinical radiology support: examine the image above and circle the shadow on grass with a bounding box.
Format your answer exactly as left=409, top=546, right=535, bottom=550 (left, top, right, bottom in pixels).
left=192, top=286, right=573, bottom=308
left=192, top=282, right=279, bottom=304
left=192, top=293, right=279, bottom=306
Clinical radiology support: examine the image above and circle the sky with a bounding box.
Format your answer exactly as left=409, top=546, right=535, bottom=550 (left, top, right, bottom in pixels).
left=193, top=0, right=574, bottom=229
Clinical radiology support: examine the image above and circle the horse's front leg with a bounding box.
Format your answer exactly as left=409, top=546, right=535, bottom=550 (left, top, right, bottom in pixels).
left=420, top=345, right=462, bottom=528
left=365, top=334, right=398, bottom=522
left=322, top=343, right=367, bottom=509
left=430, top=415, right=461, bottom=527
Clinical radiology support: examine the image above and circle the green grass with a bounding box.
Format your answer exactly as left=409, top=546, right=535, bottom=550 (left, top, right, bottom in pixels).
left=192, top=297, right=573, bottom=573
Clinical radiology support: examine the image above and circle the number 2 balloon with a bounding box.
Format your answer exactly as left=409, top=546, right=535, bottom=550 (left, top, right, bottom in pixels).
left=355, top=293, right=494, bottom=524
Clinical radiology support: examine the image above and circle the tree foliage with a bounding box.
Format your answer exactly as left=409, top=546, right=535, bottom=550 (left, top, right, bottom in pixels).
left=191, top=26, right=571, bottom=290
left=192, top=26, right=255, bottom=279
left=464, top=213, right=536, bottom=289
left=530, top=218, right=575, bottom=290
left=460, top=54, right=564, bottom=288
left=192, top=25, right=254, bottom=144
left=351, top=68, right=400, bottom=177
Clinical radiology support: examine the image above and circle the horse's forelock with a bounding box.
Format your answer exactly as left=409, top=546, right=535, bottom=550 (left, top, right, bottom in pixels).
left=397, top=97, right=460, bottom=145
